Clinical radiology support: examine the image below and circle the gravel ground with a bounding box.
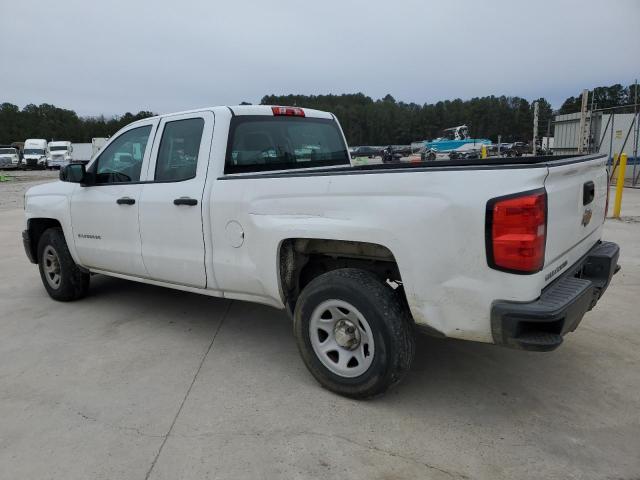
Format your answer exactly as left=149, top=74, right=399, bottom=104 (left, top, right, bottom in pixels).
left=0, top=170, right=58, bottom=211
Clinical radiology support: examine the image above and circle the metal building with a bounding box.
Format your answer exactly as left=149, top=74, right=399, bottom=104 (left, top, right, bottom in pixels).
left=554, top=112, right=637, bottom=157
left=553, top=111, right=639, bottom=183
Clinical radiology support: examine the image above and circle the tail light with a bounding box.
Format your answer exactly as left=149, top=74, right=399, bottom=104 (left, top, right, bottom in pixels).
left=271, top=106, right=305, bottom=117
left=486, top=189, right=547, bottom=274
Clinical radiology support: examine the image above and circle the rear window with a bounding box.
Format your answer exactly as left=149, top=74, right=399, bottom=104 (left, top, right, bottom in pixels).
left=225, top=116, right=349, bottom=174
left=0, top=148, right=16, bottom=154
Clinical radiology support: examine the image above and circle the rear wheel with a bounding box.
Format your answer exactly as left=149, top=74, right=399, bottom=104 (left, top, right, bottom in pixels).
left=37, top=227, right=89, bottom=301
left=294, top=268, right=414, bottom=398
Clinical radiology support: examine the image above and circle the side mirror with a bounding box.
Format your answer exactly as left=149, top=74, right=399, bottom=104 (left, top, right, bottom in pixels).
left=60, top=163, right=86, bottom=183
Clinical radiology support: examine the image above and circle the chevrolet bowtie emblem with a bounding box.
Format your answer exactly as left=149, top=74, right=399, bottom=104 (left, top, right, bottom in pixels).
left=581, top=209, right=593, bottom=227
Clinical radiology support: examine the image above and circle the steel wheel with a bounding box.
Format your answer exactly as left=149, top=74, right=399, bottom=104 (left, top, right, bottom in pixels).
left=309, top=299, right=375, bottom=378
left=42, top=245, right=61, bottom=289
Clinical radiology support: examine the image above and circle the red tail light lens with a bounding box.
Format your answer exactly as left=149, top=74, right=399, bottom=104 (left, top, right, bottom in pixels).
left=271, top=106, right=305, bottom=117
left=486, top=190, right=547, bottom=273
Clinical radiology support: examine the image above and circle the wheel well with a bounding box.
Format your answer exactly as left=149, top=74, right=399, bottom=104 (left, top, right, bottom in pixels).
left=279, top=239, right=404, bottom=313
left=27, top=218, right=61, bottom=263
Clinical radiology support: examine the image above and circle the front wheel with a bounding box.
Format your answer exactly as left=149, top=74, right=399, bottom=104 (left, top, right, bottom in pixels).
left=293, top=268, right=415, bottom=398
left=37, top=227, right=90, bottom=301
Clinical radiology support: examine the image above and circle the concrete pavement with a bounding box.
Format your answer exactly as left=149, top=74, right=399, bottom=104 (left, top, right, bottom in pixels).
left=1, top=188, right=639, bottom=479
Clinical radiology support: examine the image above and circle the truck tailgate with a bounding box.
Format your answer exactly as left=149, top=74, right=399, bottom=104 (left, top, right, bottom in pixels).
left=543, top=155, right=608, bottom=272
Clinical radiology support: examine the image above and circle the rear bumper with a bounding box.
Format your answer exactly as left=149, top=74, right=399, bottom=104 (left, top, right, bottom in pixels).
left=491, top=241, right=620, bottom=351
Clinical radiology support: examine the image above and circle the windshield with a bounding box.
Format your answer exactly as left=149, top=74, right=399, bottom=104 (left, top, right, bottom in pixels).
left=225, top=116, right=349, bottom=174
left=0, top=148, right=17, bottom=155
left=50, top=146, right=68, bottom=151
left=24, top=148, right=45, bottom=155
left=440, top=129, right=456, bottom=140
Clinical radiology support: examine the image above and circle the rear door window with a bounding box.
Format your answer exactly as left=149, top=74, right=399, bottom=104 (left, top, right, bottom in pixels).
left=154, top=118, right=205, bottom=182
left=225, top=116, right=349, bottom=174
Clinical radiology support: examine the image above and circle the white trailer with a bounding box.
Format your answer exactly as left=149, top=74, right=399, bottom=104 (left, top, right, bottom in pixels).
left=70, top=143, right=93, bottom=164
left=92, top=137, right=108, bottom=157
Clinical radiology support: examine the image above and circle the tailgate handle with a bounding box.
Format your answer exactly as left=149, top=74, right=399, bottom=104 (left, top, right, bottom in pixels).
left=583, top=181, right=595, bottom=205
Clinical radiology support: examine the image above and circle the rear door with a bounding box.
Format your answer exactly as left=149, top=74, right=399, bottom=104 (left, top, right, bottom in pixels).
left=543, top=155, right=608, bottom=267
left=138, top=111, right=214, bottom=288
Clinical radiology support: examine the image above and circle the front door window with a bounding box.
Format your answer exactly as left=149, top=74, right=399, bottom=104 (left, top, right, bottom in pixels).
left=92, top=125, right=152, bottom=183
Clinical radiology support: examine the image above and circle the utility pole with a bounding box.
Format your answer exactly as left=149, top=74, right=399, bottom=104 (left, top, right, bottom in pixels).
left=589, top=91, right=596, bottom=152
left=533, top=101, right=539, bottom=156
left=577, top=89, right=589, bottom=154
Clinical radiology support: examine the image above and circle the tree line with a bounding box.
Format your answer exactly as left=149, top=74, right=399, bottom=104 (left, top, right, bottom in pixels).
left=559, top=83, right=639, bottom=114
left=262, top=93, right=553, bottom=145
left=1, top=83, right=636, bottom=146
left=0, top=103, right=154, bottom=145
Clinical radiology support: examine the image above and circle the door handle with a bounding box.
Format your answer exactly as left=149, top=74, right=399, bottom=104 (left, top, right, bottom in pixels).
left=174, top=197, right=198, bottom=206
left=116, top=197, right=135, bottom=205
left=583, top=181, right=595, bottom=205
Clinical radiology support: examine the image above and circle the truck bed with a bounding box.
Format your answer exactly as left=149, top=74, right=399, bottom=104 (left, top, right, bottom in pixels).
left=222, top=154, right=606, bottom=178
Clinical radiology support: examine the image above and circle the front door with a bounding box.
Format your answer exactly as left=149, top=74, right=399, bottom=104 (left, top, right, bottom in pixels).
left=138, top=111, right=214, bottom=288
left=70, top=121, right=157, bottom=277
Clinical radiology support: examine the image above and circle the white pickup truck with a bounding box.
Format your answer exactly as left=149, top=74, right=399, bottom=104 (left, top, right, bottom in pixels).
left=23, top=105, right=620, bottom=398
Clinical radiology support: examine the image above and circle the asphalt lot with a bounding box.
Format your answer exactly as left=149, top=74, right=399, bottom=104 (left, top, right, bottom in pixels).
left=1, top=174, right=639, bottom=479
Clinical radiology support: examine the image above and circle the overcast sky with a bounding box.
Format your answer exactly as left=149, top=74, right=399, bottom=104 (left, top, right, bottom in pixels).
left=1, top=0, right=638, bottom=117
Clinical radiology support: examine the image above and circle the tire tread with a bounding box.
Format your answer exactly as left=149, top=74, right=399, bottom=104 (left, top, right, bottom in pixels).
left=37, top=227, right=89, bottom=301
left=294, top=268, right=414, bottom=398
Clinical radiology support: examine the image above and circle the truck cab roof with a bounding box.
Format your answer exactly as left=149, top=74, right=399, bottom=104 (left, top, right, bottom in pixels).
left=130, top=105, right=335, bottom=124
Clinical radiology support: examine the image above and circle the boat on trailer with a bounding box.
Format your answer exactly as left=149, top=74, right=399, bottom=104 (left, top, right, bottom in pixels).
left=423, top=125, right=491, bottom=160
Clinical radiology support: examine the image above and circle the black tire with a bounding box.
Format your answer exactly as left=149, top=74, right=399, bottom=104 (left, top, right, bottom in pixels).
left=293, top=268, right=415, bottom=399
left=427, top=152, right=436, bottom=161
left=37, top=227, right=89, bottom=301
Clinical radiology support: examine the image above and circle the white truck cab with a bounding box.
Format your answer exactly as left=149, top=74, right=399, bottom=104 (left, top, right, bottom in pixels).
left=47, top=141, right=73, bottom=169
left=23, top=139, right=48, bottom=168
left=0, top=146, right=21, bottom=167
left=22, top=105, right=620, bottom=398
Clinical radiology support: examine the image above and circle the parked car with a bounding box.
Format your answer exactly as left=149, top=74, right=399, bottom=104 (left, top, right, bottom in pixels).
left=350, top=145, right=383, bottom=158
left=503, top=141, right=530, bottom=157
left=23, top=105, right=619, bottom=398
left=391, top=145, right=412, bottom=156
